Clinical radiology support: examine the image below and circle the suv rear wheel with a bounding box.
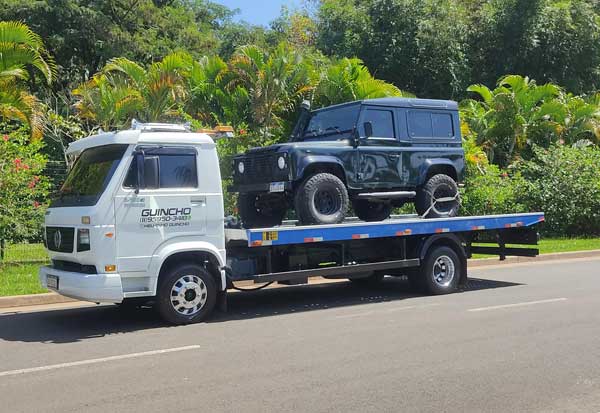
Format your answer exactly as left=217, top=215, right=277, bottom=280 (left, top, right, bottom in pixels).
left=238, top=193, right=287, bottom=228
left=415, top=174, right=460, bottom=218
left=294, top=173, right=349, bottom=225
left=353, top=199, right=392, bottom=222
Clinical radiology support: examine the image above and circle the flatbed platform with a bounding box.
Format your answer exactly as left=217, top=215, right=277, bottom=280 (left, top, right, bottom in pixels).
left=225, top=212, right=545, bottom=247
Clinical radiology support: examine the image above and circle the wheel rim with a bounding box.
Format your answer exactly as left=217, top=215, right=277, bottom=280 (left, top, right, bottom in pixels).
left=170, top=274, right=208, bottom=316
left=432, top=255, right=455, bottom=287
left=314, top=188, right=341, bottom=215
left=432, top=185, right=455, bottom=215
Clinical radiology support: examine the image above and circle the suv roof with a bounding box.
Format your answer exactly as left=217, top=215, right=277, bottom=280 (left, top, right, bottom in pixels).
left=313, top=97, right=458, bottom=113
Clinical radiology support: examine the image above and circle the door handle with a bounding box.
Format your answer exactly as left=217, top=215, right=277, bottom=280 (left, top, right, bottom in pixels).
left=190, top=196, right=206, bottom=207
left=388, top=154, right=400, bottom=159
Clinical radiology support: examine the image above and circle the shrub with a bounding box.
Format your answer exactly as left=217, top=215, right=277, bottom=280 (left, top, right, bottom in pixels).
left=516, top=145, right=600, bottom=236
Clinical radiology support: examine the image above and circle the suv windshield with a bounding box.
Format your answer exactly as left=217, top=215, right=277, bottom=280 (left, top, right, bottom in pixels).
left=301, top=104, right=360, bottom=140
left=50, top=144, right=128, bottom=207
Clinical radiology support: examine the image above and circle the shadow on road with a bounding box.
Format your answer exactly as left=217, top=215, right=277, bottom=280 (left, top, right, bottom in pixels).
left=0, top=277, right=521, bottom=344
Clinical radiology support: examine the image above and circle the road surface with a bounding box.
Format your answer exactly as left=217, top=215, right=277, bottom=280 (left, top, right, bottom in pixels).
left=1, top=257, right=600, bottom=412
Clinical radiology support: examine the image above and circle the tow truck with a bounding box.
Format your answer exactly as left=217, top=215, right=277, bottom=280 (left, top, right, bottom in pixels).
left=39, top=122, right=544, bottom=324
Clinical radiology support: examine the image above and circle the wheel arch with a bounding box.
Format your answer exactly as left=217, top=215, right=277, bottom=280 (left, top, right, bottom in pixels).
left=419, top=160, right=459, bottom=186
left=295, top=156, right=347, bottom=185
left=149, top=241, right=226, bottom=295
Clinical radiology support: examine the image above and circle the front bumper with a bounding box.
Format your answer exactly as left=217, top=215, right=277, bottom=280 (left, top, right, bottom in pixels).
left=39, top=265, right=124, bottom=304
left=228, top=181, right=293, bottom=193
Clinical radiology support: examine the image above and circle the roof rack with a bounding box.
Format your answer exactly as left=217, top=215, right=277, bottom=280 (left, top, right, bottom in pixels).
left=131, top=119, right=191, bottom=132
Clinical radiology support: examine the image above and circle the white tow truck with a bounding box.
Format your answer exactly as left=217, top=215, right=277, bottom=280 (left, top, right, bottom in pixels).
left=40, top=122, right=544, bottom=324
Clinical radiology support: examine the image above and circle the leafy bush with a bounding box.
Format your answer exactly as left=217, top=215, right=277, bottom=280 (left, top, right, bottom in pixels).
left=516, top=145, right=600, bottom=235
left=0, top=127, right=51, bottom=243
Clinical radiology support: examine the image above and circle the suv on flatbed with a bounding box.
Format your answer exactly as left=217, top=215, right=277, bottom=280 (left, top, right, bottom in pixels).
left=230, top=98, right=465, bottom=228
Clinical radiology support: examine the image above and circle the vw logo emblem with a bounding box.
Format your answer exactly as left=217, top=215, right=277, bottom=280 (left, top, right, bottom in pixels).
left=54, top=230, right=62, bottom=250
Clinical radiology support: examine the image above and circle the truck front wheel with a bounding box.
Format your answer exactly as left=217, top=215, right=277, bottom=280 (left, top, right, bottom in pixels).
left=156, top=263, right=217, bottom=324
left=294, top=173, right=349, bottom=225
left=238, top=193, right=287, bottom=228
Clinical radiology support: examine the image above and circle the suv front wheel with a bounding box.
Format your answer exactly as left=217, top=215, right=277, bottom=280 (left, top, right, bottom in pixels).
left=415, top=174, right=460, bottom=218
left=294, top=173, right=349, bottom=225
left=352, top=199, right=392, bottom=222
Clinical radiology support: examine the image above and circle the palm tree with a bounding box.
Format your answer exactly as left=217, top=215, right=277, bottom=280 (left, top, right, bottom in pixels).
left=461, top=75, right=563, bottom=166
left=0, top=21, right=56, bottom=139
left=73, top=52, right=192, bottom=130
left=313, top=58, right=412, bottom=108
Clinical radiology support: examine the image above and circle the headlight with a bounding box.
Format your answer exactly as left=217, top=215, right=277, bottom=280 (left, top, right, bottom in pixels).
left=238, top=161, right=245, bottom=174
left=77, top=228, right=90, bottom=252
left=277, top=156, right=286, bottom=170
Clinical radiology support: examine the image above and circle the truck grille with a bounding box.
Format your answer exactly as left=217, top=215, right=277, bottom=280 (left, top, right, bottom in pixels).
left=52, top=259, right=97, bottom=274
left=46, top=227, right=75, bottom=253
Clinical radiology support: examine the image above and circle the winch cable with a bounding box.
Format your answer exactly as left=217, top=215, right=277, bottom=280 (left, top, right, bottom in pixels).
left=223, top=267, right=274, bottom=291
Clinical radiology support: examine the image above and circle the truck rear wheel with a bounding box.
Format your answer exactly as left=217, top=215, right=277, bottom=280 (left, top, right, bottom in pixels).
left=353, top=199, right=392, bottom=222
left=418, top=245, right=462, bottom=295
left=415, top=174, right=460, bottom=218
left=238, top=193, right=286, bottom=228
left=156, top=263, right=217, bottom=324
left=294, top=173, right=349, bottom=225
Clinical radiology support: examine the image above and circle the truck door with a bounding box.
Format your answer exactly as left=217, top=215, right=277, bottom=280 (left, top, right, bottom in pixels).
left=114, top=146, right=206, bottom=274
left=357, top=106, right=405, bottom=190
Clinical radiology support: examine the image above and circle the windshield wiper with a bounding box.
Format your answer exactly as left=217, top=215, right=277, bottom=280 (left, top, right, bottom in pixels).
left=303, top=127, right=352, bottom=139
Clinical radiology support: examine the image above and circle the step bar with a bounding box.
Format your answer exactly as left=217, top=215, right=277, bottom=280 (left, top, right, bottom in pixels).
left=356, top=191, right=416, bottom=200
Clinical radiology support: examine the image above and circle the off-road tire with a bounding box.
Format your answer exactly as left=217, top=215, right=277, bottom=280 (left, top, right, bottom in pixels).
left=415, top=174, right=460, bottom=218
left=238, top=193, right=286, bottom=228
left=156, top=263, right=217, bottom=325
left=294, top=173, right=349, bottom=225
left=353, top=199, right=393, bottom=222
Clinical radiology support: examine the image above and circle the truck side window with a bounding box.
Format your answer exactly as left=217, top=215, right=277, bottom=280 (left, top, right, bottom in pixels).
left=363, top=109, right=395, bottom=138
left=123, top=149, right=198, bottom=189
left=408, top=110, right=455, bottom=138
left=159, top=154, right=197, bottom=188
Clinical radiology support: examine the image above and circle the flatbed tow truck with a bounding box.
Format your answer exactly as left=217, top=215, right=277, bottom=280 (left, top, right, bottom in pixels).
left=39, top=122, right=544, bottom=324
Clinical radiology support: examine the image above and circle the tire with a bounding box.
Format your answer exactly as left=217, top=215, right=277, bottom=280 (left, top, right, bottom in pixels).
left=238, top=193, right=286, bottom=228
left=418, top=245, right=462, bottom=295
left=294, top=173, right=349, bottom=225
left=348, top=272, right=385, bottom=286
left=353, top=199, right=392, bottom=222
left=415, top=174, right=460, bottom=218
left=156, top=263, right=217, bottom=325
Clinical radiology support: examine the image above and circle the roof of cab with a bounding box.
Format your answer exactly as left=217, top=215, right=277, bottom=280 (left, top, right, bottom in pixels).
left=312, top=97, right=458, bottom=112
left=66, top=128, right=216, bottom=155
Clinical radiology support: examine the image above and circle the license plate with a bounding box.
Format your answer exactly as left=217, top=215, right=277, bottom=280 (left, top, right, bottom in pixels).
left=269, top=182, right=285, bottom=193
left=47, top=275, right=59, bottom=290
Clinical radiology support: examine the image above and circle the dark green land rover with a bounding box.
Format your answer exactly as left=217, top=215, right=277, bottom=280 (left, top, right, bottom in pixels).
left=230, top=98, right=465, bottom=228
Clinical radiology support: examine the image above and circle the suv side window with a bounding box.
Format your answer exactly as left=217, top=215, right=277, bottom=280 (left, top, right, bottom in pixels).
left=408, top=110, right=455, bottom=139
left=124, top=148, right=198, bottom=189
left=362, top=108, right=395, bottom=139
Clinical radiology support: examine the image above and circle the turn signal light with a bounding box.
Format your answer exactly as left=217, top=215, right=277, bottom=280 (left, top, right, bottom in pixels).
left=104, top=265, right=116, bottom=272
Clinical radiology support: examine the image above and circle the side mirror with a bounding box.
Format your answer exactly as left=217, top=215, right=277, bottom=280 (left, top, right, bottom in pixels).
left=143, top=156, right=159, bottom=189
left=364, top=121, right=373, bottom=138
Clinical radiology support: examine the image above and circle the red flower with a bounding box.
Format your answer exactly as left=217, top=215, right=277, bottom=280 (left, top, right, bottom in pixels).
left=22, top=164, right=30, bottom=170
left=14, top=158, right=22, bottom=170
left=33, top=201, right=40, bottom=208
left=2, top=134, right=8, bottom=142
left=239, top=129, right=247, bottom=136
left=28, top=180, right=36, bottom=189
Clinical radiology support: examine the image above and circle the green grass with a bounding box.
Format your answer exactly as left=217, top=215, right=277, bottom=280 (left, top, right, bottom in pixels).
left=0, top=238, right=599, bottom=297
left=2, top=242, right=48, bottom=263
left=0, top=263, right=47, bottom=297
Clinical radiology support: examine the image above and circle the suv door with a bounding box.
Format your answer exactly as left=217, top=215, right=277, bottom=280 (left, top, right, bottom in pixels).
left=113, top=146, right=206, bottom=274
left=356, top=106, right=405, bottom=190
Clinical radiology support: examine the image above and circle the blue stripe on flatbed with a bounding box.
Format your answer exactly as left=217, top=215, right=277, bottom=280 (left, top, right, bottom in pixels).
left=245, top=212, right=545, bottom=247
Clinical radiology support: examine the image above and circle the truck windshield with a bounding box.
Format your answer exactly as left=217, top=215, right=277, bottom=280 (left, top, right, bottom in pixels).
left=50, top=144, right=128, bottom=207
left=301, top=104, right=360, bottom=140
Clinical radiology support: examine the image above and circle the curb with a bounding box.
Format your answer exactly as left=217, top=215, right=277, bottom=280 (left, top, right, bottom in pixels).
left=2, top=249, right=600, bottom=310
left=0, top=292, right=77, bottom=309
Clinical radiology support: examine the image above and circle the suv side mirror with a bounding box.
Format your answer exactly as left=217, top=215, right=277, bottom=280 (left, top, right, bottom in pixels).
left=363, top=121, right=373, bottom=138
left=143, top=156, right=160, bottom=190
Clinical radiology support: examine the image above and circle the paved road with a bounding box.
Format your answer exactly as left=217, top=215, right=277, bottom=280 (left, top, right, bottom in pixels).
left=1, top=257, right=600, bottom=412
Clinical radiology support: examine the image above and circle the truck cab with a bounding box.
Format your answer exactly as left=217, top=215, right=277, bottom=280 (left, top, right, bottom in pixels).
left=39, top=122, right=228, bottom=316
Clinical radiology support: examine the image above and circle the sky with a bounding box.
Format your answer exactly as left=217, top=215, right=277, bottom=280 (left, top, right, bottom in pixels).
left=214, top=0, right=301, bottom=26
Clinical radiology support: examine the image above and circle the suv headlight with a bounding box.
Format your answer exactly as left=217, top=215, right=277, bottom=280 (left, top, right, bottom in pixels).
left=277, top=156, right=286, bottom=170
left=238, top=161, right=245, bottom=174
left=77, top=228, right=90, bottom=252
